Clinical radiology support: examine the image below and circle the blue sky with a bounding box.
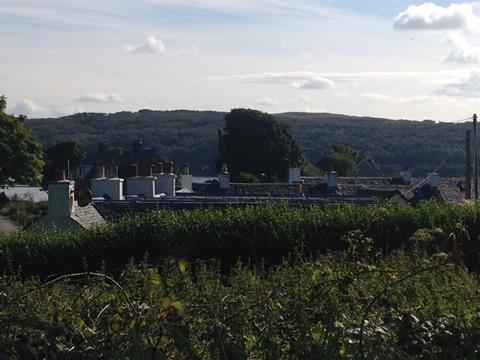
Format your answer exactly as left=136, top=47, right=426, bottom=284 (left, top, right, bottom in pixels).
left=2, top=0, right=480, bottom=121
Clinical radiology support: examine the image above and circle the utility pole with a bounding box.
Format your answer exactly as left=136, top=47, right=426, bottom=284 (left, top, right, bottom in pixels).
left=466, top=130, right=472, bottom=199
left=474, top=114, right=478, bottom=200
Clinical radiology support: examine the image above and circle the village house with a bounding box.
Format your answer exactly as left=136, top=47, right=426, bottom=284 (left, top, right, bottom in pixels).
left=33, top=161, right=467, bottom=230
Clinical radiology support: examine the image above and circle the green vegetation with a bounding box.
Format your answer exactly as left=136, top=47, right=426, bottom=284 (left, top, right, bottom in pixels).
left=0, top=96, right=44, bottom=187
left=0, top=249, right=479, bottom=358
left=0, top=203, right=479, bottom=357
left=41, top=141, right=86, bottom=189
left=218, top=109, right=304, bottom=181
left=0, top=202, right=478, bottom=278
left=318, top=145, right=359, bottom=176
left=0, top=194, right=47, bottom=228
left=25, top=110, right=469, bottom=176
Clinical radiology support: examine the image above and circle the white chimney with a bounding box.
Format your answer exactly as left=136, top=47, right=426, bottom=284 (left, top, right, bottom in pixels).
left=288, top=168, right=301, bottom=184
left=325, top=171, right=337, bottom=189
left=48, top=170, right=75, bottom=217
left=218, top=163, right=230, bottom=190
left=126, top=164, right=155, bottom=198
left=91, top=166, right=124, bottom=200
left=156, top=161, right=176, bottom=197
left=180, top=163, right=193, bottom=191
left=400, top=168, right=412, bottom=184
left=427, top=172, right=440, bottom=189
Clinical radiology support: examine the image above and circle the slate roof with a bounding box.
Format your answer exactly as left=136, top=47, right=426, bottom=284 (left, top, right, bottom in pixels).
left=93, top=196, right=376, bottom=222
left=71, top=203, right=106, bottom=229
left=89, top=176, right=466, bottom=223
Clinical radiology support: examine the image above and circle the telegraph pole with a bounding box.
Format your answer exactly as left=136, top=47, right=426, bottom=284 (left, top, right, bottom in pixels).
left=466, top=129, right=472, bottom=199
left=474, top=114, right=478, bottom=200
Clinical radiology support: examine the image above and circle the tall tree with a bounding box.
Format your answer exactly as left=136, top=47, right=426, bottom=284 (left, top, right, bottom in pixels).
left=218, top=109, right=304, bottom=181
left=41, top=141, right=86, bottom=189
left=0, top=96, right=44, bottom=187
left=318, top=145, right=358, bottom=176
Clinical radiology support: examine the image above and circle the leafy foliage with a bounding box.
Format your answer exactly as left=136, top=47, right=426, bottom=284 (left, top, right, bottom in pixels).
left=218, top=109, right=304, bottom=181
left=0, top=202, right=479, bottom=278
left=0, top=251, right=479, bottom=358
left=318, top=145, right=359, bottom=176
left=0, top=97, right=44, bottom=187
left=41, top=141, right=86, bottom=189
left=0, top=194, right=47, bottom=228
left=25, top=110, right=470, bottom=176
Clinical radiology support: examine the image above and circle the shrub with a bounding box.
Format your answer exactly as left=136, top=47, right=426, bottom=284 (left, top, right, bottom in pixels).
left=0, top=201, right=478, bottom=277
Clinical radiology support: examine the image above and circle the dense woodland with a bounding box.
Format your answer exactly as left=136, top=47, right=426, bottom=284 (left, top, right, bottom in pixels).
left=26, top=110, right=470, bottom=176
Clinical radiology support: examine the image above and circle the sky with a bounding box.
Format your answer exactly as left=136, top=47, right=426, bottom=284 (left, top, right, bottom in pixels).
left=3, top=1, right=480, bottom=121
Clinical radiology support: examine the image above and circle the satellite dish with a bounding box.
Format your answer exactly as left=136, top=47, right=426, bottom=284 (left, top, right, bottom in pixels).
left=77, top=187, right=92, bottom=207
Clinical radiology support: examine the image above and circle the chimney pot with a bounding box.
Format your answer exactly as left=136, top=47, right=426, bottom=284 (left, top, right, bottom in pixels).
left=131, top=164, right=138, bottom=177
left=221, top=163, right=228, bottom=174
left=156, top=162, right=164, bottom=174
left=96, top=165, right=105, bottom=178
left=146, top=164, right=153, bottom=177
left=164, top=161, right=173, bottom=174
left=56, top=169, right=66, bottom=181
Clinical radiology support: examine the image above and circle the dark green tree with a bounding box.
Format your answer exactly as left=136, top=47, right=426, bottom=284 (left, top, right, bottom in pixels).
left=41, top=141, right=86, bottom=189
left=218, top=109, right=304, bottom=181
left=0, top=96, right=44, bottom=187
left=318, top=145, right=358, bottom=176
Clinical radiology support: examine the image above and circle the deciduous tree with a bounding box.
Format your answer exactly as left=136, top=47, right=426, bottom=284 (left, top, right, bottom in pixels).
left=218, top=109, right=304, bottom=181
left=0, top=96, right=44, bottom=187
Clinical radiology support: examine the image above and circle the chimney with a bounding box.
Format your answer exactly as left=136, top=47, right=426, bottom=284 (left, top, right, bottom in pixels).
left=180, top=163, right=193, bottom=191
left=91, top=165, right=124, bottom=200
left=96, top=165, right=106, bottom=179
left=155, top=161, right=176, bottom=197
left=126, top=164, right=155, bottom=198
left=288, top=168, right=301, bottom=184
left=48, top=169, right=75, bottom=217
left=325, top=171, right=337, bottom=189
left=427, top=172, right=440, bottom=190
left=400, top=168, right=412, bottom=184
left=156, top=162, right=164, bottom=174
left=131, top=163, right=139, bottom=177
left=218, top=163, right=230, bottom=190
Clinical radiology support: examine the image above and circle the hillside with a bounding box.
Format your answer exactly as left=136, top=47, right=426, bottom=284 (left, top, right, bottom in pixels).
left=26, top=110, right=470, bottom=176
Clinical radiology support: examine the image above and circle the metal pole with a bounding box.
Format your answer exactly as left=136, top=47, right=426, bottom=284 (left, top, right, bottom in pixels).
left=466, top=130, right=472, bottom=200
left=474, top=114, right=478, bottom=200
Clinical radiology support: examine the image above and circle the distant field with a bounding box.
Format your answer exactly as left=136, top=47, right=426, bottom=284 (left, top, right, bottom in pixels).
left=27, top=110, right=470, bottom=176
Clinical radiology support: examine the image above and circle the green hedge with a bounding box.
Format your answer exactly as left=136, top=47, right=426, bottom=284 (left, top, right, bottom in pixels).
left=0, top=201, right=478, bottom=277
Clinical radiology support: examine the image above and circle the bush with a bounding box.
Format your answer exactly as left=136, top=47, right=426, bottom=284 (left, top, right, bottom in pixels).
left=0, top=201, right=478, bottom=278
left=0, top=252, right=479, bottom=358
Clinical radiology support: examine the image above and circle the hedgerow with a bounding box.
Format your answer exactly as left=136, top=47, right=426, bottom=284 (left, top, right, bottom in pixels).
left=0, top=250, right=479, bottom=358
left=0, top=201, right=478, bottom=277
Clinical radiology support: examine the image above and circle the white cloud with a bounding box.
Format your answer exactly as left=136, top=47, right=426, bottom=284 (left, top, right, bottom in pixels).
left=8, top=99, right=84, bottom=118
left=445, top=32, right=480, bottom=63
left=124, top=35, right=199, bottom=58
left=393, top=2, right=477, bottom=31
left=432, top=68, right=480, bottom=96
left=124, top=35, right=166, bottom=54
left=257, top=97, right=279, bottom=106
left=211, top=71, right=335, bottom=90
left=291, top=78, right=334, bottom=90
left=76, top=92, right=124, bottom=103
left=9, top=99, right=47, bottom=117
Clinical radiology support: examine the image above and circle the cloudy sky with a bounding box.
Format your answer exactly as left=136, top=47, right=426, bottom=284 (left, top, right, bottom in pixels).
left=2, top=1, right=480, bottom=121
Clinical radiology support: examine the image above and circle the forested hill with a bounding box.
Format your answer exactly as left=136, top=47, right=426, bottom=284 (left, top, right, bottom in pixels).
left=26, top=110, right=470, bottom=176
